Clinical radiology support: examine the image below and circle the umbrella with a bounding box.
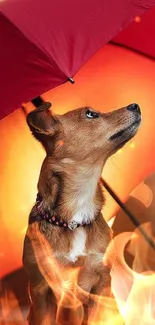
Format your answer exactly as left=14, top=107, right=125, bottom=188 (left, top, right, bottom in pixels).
left=113, top=5, right=155, bottom=59
left=1, top=0, right=155, bottom=119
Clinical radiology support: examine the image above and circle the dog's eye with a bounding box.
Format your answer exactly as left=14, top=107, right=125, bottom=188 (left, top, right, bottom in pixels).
left=86, top=109, right=99, bottom=119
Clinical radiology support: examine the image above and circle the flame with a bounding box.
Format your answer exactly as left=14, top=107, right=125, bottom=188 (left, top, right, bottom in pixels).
left=1, top=222, right=155, bottom=324
left=0, top=289, right=27, bottom=324
left=131, top=182, right=153, bottom=208
left=112, top=227, right=155, bottom=325
left=24, top=223, right=122, bottom=325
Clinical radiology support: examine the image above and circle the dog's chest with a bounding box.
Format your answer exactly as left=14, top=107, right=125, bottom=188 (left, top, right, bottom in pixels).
left=68, top=191, right=92, bottom=262
left=68, top=169, right=100, bottom=263
left=68, top=228, right=87, bottom=263
left=71, top=176, right=97, bottom=225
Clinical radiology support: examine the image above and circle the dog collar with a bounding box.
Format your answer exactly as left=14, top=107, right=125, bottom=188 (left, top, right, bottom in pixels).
left=28, top=193, right=91, bottom=231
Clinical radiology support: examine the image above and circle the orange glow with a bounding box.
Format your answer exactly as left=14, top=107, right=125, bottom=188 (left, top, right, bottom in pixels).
left=129, top=142, right=135, bottom=149
left=134, top=16, right=141, bottom=23
left=57, top=139, right=64, bottom=147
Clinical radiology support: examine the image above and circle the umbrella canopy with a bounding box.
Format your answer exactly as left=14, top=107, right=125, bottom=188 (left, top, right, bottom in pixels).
left=113, top=6, right=155, bottom=59
left=0, top=0, right=155, bottom=119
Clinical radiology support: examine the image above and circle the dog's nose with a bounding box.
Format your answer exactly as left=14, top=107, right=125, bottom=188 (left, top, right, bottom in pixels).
left=127, top=103, right=141, bottom=114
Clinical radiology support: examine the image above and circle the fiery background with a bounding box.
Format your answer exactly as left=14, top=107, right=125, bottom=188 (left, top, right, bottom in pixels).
left=0, top=43, right=155, bottom=324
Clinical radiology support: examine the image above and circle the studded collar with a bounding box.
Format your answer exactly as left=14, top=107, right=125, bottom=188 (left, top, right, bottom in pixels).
left=28, top=193, right=91, bottom=231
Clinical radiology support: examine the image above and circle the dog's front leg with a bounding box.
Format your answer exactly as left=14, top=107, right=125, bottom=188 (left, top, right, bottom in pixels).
left=77, top=268, right=98, bottom=325
left=23, top=225, right=58, bottom=325
left=28, top=280, right=57, bottom=325
left=78, top=266, right=112, bottom=325
left=88, top=268, right=115, bottom=324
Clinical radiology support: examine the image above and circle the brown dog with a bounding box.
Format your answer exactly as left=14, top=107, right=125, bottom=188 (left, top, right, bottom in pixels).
left=23, top=102, right=141, bottom=325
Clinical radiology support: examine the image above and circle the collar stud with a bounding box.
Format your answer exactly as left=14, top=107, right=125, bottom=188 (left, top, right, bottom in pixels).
left=68, top=220, right=78, bottom=230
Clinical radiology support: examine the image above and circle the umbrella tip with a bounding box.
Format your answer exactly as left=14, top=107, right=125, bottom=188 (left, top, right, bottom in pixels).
left=68, top=77, right=75, bottom=84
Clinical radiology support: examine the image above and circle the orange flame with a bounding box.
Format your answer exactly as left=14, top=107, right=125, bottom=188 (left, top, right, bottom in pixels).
left=112, top=226, right=155, bottom=325
left=1, top=222, right=155, bottom=324
left=25, top=223, right=122, bottom=325
left=0, top=289, right=27, bottom=324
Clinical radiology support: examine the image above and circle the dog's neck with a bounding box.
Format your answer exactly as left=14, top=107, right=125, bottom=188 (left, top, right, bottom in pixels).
left=38, top=158, right=105, bottom=223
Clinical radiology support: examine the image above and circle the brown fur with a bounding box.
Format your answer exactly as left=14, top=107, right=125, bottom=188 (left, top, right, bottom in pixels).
left=23, top=102, right=141, bottom=324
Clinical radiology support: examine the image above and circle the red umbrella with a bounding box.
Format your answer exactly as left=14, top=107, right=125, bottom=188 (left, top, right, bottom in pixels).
left=113, top=6, right=155, bottom=59
left=0, top=0, right=155, bottom=119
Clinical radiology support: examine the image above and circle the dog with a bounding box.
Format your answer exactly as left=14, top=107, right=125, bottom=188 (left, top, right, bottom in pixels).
left=23, top=102, right=141, bottom=325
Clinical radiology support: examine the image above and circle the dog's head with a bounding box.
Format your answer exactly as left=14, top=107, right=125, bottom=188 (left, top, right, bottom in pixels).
left=27, top=102, right=141, bottom=163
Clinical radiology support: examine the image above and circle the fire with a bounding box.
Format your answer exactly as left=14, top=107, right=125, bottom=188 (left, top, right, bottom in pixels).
left=1, top=222, right=155, bottom=324
left=0, top=289, right=27, bottom=324
left=123, top=272, right=155, bottom=325
left=25, top=223, right=122, bottom=325
left=112, top=226, right=155, bottom=325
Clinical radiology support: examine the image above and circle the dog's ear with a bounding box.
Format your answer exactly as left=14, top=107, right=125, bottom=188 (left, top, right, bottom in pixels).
left=27, top=102, right=61, bottom=150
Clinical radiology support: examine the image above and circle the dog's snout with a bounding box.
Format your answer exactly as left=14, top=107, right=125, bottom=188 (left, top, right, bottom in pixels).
left=127, top=103, right=141, bottom=114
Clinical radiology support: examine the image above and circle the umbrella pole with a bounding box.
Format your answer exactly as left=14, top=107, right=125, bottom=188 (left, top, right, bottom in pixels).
left=20, top=102, right=155, bottom=249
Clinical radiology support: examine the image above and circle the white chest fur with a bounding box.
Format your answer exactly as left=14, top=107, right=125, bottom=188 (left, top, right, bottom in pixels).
left=68, top=227, right=86, bottom=263
left=68, top=169, right=100, bottom=263
left=71, top=170, right=99, bottom=225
